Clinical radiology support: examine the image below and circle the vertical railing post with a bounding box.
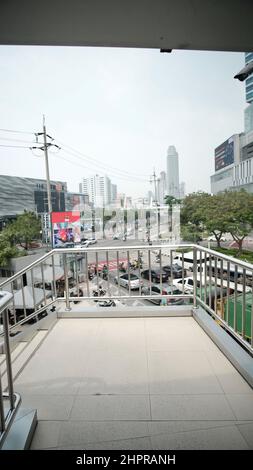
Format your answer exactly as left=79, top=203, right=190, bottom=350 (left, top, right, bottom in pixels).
left=63, top=253, right=71, bottom=311
left=2, top=308, right=15, bottom=410
left=0, top=365, right=6, bottom=434
left=193, top=246, right=197, bottom=308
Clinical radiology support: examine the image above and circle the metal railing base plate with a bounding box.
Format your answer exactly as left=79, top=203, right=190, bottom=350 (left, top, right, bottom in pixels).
left=1, top=408, right=37, bottom=450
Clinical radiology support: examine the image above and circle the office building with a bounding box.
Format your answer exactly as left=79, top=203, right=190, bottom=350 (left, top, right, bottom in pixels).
left=166, top=146, right=180, bottom=198
left=210, top=132, right=253, bottom=194
left=0, top=175, right=67, bottom=220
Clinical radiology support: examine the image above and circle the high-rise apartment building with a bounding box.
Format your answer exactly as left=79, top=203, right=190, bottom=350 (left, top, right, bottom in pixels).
left=81, top=175, right=112, bottom=207
left=166, top=146, right=180, bottom=198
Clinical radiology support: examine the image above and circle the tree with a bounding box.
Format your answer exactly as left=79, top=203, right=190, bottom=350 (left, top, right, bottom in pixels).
left=164, top=195, right=181, bottom=207
left=221, top=190, right=253, bottom=253
left=0, top=232, right=19, bottom=266
left=197, top=193, right=229, bottom=248
left=6, top=211, right=41, bottom=250
left=180, top=192, right=210, bottom=241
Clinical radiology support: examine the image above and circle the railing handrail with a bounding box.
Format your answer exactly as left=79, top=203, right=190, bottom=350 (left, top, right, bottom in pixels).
left=0, top=243, right=190, bottom=290
left=0, top=250, right=54, bottom=289
left=0, top=295, right=21, bottom=448
left=1, top=243, right=253, bottom=291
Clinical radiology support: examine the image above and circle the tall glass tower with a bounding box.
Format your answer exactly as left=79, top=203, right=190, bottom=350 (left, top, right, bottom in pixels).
left=244, top=53, right=253, bottom=133
left=245, top=52, right=253, bottom=104
left=166, top=145, right=180, bottom=198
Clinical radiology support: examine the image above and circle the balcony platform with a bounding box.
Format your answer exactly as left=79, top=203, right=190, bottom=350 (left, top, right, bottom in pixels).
left=14, top=314, right=253, bottom=450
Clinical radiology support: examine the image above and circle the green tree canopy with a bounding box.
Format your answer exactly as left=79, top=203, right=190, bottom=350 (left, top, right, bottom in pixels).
left=164, top=195, right=181, bottom=207
left=5, top=211, right=41, bottom=250
left=221, top=190, right=253, bottom=253
left=0, top=232, right=19, bottom=266
left=180, top=190, right=253, bottom=252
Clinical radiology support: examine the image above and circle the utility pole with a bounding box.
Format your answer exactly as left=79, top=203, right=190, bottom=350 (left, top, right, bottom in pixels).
left=150, top=169, right=161, bottom=240
left=43, top=115, right=52, bottom=217
left=33, top=116, right=60, bottom=248
left=150, top=169, right=158, bottom=206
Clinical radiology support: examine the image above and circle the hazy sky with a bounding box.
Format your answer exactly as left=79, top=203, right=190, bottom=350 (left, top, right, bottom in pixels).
left=0, top=46, right=246, bottom=198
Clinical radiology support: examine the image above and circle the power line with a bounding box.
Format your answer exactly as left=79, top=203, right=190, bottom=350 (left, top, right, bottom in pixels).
left=0, top=144, right=36, bottom=149
left=0, top=127, right=149, bottom=182
left=0, top=128, right=35, bottom=135
left=51, top=151, right=148, bottom=183
left=59, top=147, right=148, bottom=182
left=54, top=137, right=149, bottom=179
left=0, top=136, right=43, bottom=145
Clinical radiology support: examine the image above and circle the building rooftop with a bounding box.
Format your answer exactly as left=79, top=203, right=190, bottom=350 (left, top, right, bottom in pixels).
left=14, top=315, right=253, bottom=450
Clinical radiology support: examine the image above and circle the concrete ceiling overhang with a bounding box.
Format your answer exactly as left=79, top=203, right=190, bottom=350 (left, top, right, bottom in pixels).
left=0, top=0, right=253, bottom=52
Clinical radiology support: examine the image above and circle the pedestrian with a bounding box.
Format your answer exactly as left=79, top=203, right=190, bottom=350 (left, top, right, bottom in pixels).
left=161, top=296, right=167, bottom=306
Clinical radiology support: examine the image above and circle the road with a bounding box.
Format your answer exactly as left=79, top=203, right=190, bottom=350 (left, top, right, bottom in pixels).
left=72, top=239, right=181, bottom=308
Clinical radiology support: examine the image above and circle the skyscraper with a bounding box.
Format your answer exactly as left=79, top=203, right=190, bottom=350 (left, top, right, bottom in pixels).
left=244, top=52, right=253, bottom=133
left=245, top=52, right=253, bottom=104
left=166, top=146, right=180, bottom=198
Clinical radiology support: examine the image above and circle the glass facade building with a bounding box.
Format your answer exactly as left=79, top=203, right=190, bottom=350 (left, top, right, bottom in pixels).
left=245, top=52, right=253, bottom=104
left=0, top=175, right=67, bottom=218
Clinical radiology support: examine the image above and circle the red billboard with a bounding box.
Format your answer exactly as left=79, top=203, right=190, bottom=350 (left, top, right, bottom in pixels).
left=52, top=211, right=81, bottom=247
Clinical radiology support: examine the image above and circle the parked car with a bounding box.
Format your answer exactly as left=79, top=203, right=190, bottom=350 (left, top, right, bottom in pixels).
left=173, top=277, right=201, bottom=293
left=141, top=269, right=169, bottom=283
left=162, top=264, right=186, bottom=278
left=165, top=287, right=186, bottom=305
left=141, top=284, right=185, bottom=305
left=114, top=273, right=142, bottom=290
left=141, top=284, right=168, bottom=304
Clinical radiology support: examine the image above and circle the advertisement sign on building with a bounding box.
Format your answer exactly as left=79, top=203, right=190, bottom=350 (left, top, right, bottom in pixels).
left=52, top=211, right=81, bottom=247
left=215, top=137, right=234, bottom=171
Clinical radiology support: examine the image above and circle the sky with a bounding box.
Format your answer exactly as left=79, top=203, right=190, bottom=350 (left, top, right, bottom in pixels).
left=0, top=46, right=246, bottom=198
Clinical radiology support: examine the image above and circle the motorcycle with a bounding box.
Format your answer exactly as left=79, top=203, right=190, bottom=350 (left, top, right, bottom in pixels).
left=97, top=300, right=116, bottom=307
left=92, top=287, right=106, bottom=301
left=119, top=262, right=126, bottom=272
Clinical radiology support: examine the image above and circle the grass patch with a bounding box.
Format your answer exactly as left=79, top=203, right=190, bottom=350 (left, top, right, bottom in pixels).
left=213, top=246, right=253, bottom=264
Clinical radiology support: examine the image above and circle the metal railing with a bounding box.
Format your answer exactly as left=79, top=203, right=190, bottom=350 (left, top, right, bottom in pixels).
left=0, top=244, right=252, bottom=353
left=1, top=242, right=252, bottom=446
left=0, top=292, right=21, bottom=448
left=194, top=246, right=253, bottom=355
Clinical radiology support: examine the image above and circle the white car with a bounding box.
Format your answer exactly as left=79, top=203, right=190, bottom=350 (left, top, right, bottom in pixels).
left=208, top=235, right=227, bottom=242
left=173, top=277, right=194, bottom=293
left=82, top=238, right=97, bottom=247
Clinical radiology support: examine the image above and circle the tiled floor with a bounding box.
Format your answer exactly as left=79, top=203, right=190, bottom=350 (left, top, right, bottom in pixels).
left=14, top=316, right=253, bottom=449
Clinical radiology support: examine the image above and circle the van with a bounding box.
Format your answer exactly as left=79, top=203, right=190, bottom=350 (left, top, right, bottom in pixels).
left=174, top=251, right=210, bottom=272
